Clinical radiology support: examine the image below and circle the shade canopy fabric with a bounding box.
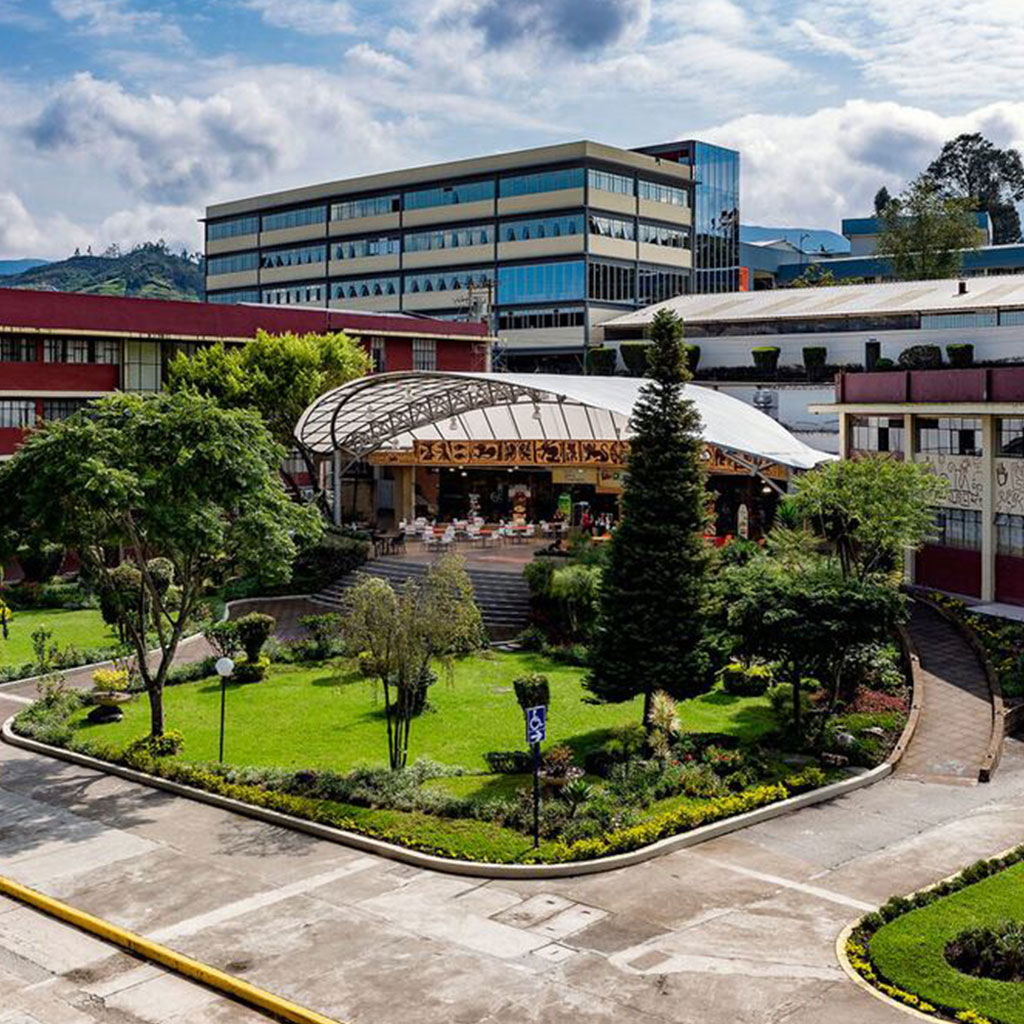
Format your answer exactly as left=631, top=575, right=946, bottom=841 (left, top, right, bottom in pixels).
left=295, top=371, right=832, bottom=471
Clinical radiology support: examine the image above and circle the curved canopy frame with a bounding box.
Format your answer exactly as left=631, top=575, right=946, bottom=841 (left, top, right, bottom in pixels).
left=295, top=371, right=831, bottom=481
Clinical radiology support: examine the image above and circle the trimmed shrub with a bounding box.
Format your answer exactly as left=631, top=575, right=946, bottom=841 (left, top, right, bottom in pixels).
left=484, top=750, right=533, bottom=773
left=513, top=673, right=550, bottom=710
left=233, top=654, right=270, bottom=684
left=203, top=620, right=240, bottom=659
left=946, top=342, right=974, bottom=368
left=873, top=357, right=895, bottom=371
left=585, top=347, right=618, bottom=376
left=898, top=344, right=942, bottom=369
left=619, top=342, right=651, bottom=377
left=126, top=730, right=184, bottom=757
left=802, top=346, right=827, bottom=381
left=234, top=612, right=275, bottom=664
left=751, top=346, right=781, bottom=374
left=720, top=661, right=773, bottom=696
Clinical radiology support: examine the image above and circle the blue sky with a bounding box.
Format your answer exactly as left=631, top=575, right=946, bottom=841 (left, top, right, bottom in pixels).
left=2, top=0, right=1024, bottom=258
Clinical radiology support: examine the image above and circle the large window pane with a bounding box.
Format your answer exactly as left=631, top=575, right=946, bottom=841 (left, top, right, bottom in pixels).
left=501, top=215, right=583, bottom=242
left=331, top=195, right=400, bottom=220
left=207, top=251, right=259, bottom=276
left=260, top=245, right=326, bottom=269
left=404, top=225, right=493, bottom=252
left=261, top=206, right=326, bottom=232
left=208, top=216, right=259, bottom=240
left=405, top=180, right=494, bottom=209
left=496, top=261, right=585, bottom=303
left=499, top=167, right=585, bottom=198
left=588, top=169, right=634, bottom=195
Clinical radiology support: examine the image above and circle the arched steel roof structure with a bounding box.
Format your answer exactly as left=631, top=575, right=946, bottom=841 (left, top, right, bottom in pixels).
left=296, top=371, right=831, bottom=475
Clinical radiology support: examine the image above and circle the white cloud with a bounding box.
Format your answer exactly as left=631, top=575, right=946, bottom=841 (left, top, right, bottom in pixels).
left=242, top=0, right=355, bottom=35
left=790, top=17, right=867, bottom=60
left=0, top=191, right=91, bottom=258
left=51, top=0, right=187, bottom=45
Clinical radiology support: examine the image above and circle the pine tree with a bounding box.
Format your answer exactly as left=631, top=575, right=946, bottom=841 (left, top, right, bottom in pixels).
left=586, top=309, right=710, bottom=723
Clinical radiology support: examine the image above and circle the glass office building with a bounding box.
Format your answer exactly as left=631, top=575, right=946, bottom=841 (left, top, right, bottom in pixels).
left=204, top=139, right=701, bottom=371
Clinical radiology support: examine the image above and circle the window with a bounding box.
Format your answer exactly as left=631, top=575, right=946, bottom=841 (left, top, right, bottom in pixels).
left=260, top=206, right=326, bottom=232
left=41, top=399, right=88, bottom=422
left=405, top=180, right=494, bottom=209
left=920, top=311, right=998, bottom=330
left=932, top=507, right=982, bottom=550
left=589, top=214, right=635, bottom=241
left=497, top=261, right=586, bottom=304
left=497, top=307, right=585, bottom=331
left=331, top=195, right=400, bottom=220
left=331, top=277, right=400, bottom=301
left=261, top=283, right=327, bottom=305
left=999, top=310, right=1024, bottom=326
left=370, top=337, right=386, bottom=372
left=851, top=416, right=905, bottom=454
left=501, top=215, right=583, bottom=243
left=405, top=224, right=493, bottom=252
left=207, top=251, right=259, bottom=276
left=208, top=216, right=258, bottom=240
left=997, top=513, right=1024, bottom=557
left=999, top=418, right=1024, bottom=457
left=638, top=179, right=687, bottom=206
left=207, top=289, right=260, bottom=304
left=94, top=340, right=119, bottom=364
left=588, top=261, right=635, bottom=303
left=0, top=338, right=35, bottom=362
left=259, top=245, right=326, bottom=269
left=499, top=167, right=585, bottom=198
left=333, top=236, right=400, bottom=260
left=404, top=268, right=493, bottom=295
left=638, top=222, right=690, bottom=248
left=0, top=400, right=34, bottom=429
left=44, top=338, right=89, bottom=363
left=412, top=339, right=436, bottom=371
left=916, top=417, right=982, bottom=455
left=124, top=340, right=161, bottom=392
left=587, top=169, right=633, bottom=195
left=638, top=266, right=689, bottom=304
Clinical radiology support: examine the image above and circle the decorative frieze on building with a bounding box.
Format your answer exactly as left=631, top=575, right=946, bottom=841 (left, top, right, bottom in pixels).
left=916, top=454, right=984, bottom=510
left=996, top=458, right=1024, bottom=514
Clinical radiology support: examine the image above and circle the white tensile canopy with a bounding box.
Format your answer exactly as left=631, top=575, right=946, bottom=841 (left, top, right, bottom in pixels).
left=295, top=371, right=831, bottom=473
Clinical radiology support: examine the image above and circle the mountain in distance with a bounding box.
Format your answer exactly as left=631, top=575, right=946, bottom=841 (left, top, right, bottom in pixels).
left=0, top=258, right=49, bottom=277
left=0, top=242, right=204, bottom=301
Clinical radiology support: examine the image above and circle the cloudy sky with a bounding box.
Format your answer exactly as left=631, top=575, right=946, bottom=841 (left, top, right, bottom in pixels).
left=2, top=0, right=1024, bottom=259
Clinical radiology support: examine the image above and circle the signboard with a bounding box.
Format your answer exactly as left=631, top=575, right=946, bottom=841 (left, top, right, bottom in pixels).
left=525, top=705, right=547, bottom=744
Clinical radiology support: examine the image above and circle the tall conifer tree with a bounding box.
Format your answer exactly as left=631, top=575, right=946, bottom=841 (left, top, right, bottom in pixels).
left=587, top=309, right=710, bottom=722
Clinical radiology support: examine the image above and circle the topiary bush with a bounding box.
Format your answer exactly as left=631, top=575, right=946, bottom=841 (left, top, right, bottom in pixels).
left=898, top=344, right=942, bottom=369
left=234, top=612, right=275, bottom=664
left=720, top=660, right=773, bottom=696
left=752, top=346, right=781, bottom=375
left=585, top=347, right=618, bottom=376
left=802, top=346, right=827, bottom=381
left=873, top=357, right=895, bottom=371
left=946, top=342, right=975, bottom=368
left=513, top=673, right=550, bottom=711
left=619, top=342, right=651, bottom=377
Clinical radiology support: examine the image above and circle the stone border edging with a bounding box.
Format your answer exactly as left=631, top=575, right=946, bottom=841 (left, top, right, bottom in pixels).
left=892, top=623, right=924, bottom=770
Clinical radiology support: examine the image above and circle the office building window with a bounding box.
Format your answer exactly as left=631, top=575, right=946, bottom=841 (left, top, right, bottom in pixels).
left=999, top=310, right=1024, bottom=326
left=498, top=307, right=585, bottom=331
left=997, top=513, right=1024, bottom=557
left=920, top=311, right=998, bottom=330
left=334, top=236, right=400, bottom=260
left=850, top=416, right=905, bottom=453
left=331, top=195, right=400, bottom=220
left=587, top=169, right=633, bottom=195
left=207, top=251, right=259, bottom=276
left=261, top=206, right=326, bottom=232
left=589, top=214, right=635, bottom=240
left=413, top=339, right=436, bottom=371
left=639, top=222, right=689, bottom=248
left=370, top=337, right=386, bottom=372
left=405, top=224, right=493, bottom=252
left=207, top=289, right=260, bottom=304
left=43, top=337, right=116, bottom=365
left=405, top=268, right=493, bottom=294
left=638, top=266, right=689, bottom=304
left=588, top=261, right=635, bottom=303
left=124, top=340, right=161, bottom=392
left=331, top=277, right=400, bottom=300
left=497, top=261, right=586, bottom=304
left=638, top=179, right=688, bottom=206
left=932, top=507, right=981, bottom=550
left=0, top=337, right=36, bottom=362
left=998, top=418, right=1024, bottom=457
left=260, top=245, right=325, bottom=269
left=41, top=398, right=88, bottom=422
left=501, top=214, right=583, bottom=242
left=262, top=283, right=326, bottom=305
left=499, top=167, right=585, bottom=198
left=208, top=215, right=259, bottom=240
left=0, top=400, right=35, bottom=429
left=405, top=180, right=494, bottom=209
left=917, top=417, right=982, bottom=455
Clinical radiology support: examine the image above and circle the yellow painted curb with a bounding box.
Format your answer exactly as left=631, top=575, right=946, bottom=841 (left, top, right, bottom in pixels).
left=0, top=874, right=344, bottom=1024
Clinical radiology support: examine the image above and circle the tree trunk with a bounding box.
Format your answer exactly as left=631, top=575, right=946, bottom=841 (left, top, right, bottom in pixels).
left=791, top=659, right=802, bottom=741
left=642, top=685, right=654, bottom=732
left=147, top=683, right=165, bottom=737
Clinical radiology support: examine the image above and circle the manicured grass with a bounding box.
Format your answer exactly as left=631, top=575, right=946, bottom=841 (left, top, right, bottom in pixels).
left=70, top=651, right=777, bottom=773
left=870, top=861, right=1024, bottom=1024
left=0, top=607, right=118, bottom=668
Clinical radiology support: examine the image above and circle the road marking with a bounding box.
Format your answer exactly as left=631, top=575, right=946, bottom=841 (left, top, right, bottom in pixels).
left=0, top=694, right=32, bottom=705
left=688, top=855, right=876, bottom=912
left=149, top=857, right=378, bottom=943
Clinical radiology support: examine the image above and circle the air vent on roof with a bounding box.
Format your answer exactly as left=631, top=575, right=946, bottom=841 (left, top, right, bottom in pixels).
left=958, top=280, right=969, bottom=296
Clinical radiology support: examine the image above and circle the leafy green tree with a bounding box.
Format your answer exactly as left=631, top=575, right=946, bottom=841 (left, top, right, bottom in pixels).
left=549, top=564, right=601, bottom=640
left=587, top=308, right=710, bottom=722
left=787, top=455, right=949, bottom=580
left=167, top=330, right=371, bottom=501
left=926, top=132, right=1024, bottom=244
left=0, top=391, right=321, bottom=737
left=873, top=186, right=892, bottom=216
left=876, top=176, right=979, bottom=280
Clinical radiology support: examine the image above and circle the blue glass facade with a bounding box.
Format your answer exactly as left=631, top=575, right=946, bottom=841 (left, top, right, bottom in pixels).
left=498, top=261, right=586, bottom=303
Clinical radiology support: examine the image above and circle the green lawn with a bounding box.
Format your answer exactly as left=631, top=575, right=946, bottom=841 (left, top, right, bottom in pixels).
left=70, top=651, right=777, bottom=773
left=0, top=607, right=118, bottom=668
left=870, top=861, right=1024, bottom=1024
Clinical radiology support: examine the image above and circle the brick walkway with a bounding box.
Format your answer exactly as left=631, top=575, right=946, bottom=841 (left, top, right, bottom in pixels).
left=898, top=601, right=995, bottom=785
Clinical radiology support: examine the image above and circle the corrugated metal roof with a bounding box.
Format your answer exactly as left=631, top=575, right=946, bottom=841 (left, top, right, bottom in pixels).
left=605, top=274, right=1024, bottom=326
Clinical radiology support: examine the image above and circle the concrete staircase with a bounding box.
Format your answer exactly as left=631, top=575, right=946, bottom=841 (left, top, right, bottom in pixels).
left=311, top=559, right=531, bottom=639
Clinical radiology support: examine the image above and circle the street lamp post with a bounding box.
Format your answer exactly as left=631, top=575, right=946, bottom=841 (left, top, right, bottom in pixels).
left=215, top=656, right=234, bottom=763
